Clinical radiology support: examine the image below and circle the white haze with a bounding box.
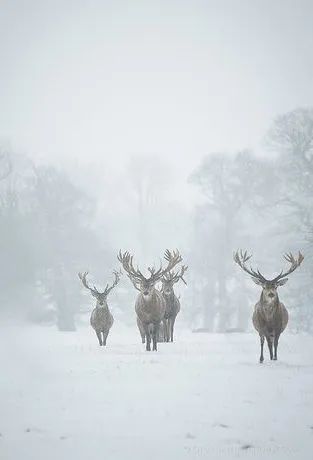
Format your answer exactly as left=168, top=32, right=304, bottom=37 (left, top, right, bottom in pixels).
left=1, top=1, right=313, bottom=459
left=1, top=0, right=313, bottom=178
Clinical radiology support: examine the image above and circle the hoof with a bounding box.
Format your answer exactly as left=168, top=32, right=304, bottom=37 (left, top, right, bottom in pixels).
left=259, top=358, right=264, bottom=363
left=273, top=356, right=277, bottom=360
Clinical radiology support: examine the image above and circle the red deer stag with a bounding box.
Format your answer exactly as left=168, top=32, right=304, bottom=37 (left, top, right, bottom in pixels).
left=161, top=265, right=188, bottom=342
left=78, top=270, right=121, bottom=346
left=234, top=250, right=304, bottom=362
left=118, top=250, right=182, bottom=351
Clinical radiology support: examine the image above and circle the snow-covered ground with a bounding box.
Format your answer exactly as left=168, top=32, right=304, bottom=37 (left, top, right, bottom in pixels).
left=1, top=321, right=313, bottom=460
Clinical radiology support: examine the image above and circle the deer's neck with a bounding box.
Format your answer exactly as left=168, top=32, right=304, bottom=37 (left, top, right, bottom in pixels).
left=141, top=289, right=158, bottom=308
left=96, top=302, right=110, bottom=312
left=259, top=292, right=280, bottom=320
left=162, top=288, right=175, bottom=301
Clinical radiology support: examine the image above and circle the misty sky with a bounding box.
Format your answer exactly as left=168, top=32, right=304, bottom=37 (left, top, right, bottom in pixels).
left=1, top=0, right=313, bottom=178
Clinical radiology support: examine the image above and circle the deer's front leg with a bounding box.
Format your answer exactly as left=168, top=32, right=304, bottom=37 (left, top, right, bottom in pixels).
left=96, top=331, right=103, bottom=346
left=170, top=315, right=176, bottom=342
left=102, top=330, right=109, bottom=346
left=152, top=323, right=159, bottom=351
left=163, top=319, right=169, bottom=342
left=266, top=335, right=273, bottom=360
left=273, top=333, right=280, bottom=360
left=259, top=335, right=265, bottom=363
left=144, top=324, right=151, bottom=351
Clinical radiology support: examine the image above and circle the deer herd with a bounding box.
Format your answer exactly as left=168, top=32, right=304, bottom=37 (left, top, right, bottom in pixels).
left=78, top=248, right=304, bottom=363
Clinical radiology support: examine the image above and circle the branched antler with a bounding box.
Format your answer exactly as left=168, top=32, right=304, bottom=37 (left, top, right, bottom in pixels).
left=117, top=251, right=145, bottom=282
left=233, top=250, right=267, bottom=283
left=78, top=270, right=122, bottom=297
left=103, top=269, right=122, bottom=296
left=118, top=249, right=182, bottom=283
left=271, top=252, right=304, bottom=282
left=163, top=265, right=188, bottom=285
left=234, top=249, right=304, bottom=283
left=78, top=272, right=100, bottom=295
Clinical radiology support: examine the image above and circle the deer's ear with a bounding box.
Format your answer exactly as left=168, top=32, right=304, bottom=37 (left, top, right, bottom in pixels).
left=251, top=277, right=263, bottom=286
left=276, top=278, right=288, bottom=286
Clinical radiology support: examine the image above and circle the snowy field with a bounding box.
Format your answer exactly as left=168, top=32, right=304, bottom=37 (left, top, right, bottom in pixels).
left=1, top=321, right=313, bottom=460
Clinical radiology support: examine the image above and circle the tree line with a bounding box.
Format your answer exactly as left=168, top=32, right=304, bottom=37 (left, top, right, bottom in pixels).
left=1, top=107, right=312, bottom=333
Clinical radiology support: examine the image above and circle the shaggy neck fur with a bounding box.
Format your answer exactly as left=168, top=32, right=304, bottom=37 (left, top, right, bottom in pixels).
left=162, top=285, right=174, bottom=296
left=141, top=289, right=158, bottom=308
left=259, top=291, right=280, bottom=321
left=96, top=301, right=109, bottom=312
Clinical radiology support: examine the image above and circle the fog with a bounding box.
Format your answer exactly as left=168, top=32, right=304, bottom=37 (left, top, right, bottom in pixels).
left=1, top=1, right=313, bottom=459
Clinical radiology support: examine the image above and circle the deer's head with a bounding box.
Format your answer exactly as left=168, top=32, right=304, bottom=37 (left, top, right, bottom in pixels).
left=161, top=265, right=188, bottom=296
left=78, top=270, right=122, bottom=307
left=118, top=249, right=183, bottom=300
left=234, top=250, right=304, bottom=303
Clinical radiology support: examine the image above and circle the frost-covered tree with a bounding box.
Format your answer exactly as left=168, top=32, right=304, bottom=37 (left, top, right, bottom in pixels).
left=0, top=152, right=108, bottom=330
left=266, top=107, right=313, bottom=332
left=32, top=165, right=109, bottom=330
left=189, top=150, right=276, bottom=331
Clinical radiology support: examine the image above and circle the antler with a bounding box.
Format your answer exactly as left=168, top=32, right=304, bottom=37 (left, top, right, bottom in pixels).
left=118, top=249, right=182, bottom=283
left=163, top=249, right=183, bottom=272
left=271, top=252, right=304, bottom=283
left=117, top=251, right=146, bottom=282
left=234, top=249, right=304, bottom=284
left=147, top=249, right=183, bottom=283
left=233, top=250, right=267, bottom=283
left=163, top=265, right=188, bottom=285
left=78, top=271, right=100, bottom=295
left=103, top=269, right=122, bottom=296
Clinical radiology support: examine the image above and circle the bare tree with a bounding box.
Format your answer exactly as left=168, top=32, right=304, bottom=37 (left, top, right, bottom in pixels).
left=0, top=150, right=12, bottom=181
left=266, top=107, right=313, bottom=332
left=127, top=155, right=172, bottom=257
left=189, top=151, right=275, bottom=331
